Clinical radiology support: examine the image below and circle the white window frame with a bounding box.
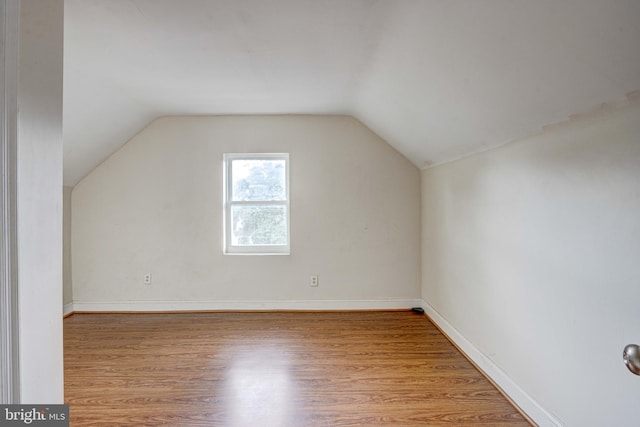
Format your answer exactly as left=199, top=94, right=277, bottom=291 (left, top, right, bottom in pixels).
left=223, top=153, right=290, bottom=255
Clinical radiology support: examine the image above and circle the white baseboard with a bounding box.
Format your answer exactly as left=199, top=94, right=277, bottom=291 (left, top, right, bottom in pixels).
left=63, top=303, right=74, bottom=316
left=69, top=298, right=423, bottom=313
left=420, top=299, right=562, bottom=427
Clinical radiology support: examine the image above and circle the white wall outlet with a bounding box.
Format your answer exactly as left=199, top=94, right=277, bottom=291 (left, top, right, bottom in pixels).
left=144, top=273, right=152, bottom=285
left=310, top=275, right=319, bottom=287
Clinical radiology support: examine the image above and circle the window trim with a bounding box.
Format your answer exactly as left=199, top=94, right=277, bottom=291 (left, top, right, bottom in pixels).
left=223, top=153, right=290, bottom=255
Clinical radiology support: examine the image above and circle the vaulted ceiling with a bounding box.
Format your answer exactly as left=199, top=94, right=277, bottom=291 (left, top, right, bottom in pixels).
left=64, top=0, right=640, bottom=186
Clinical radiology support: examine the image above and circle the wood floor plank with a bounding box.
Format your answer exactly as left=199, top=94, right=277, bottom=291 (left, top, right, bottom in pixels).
left=64, top=311, right=531, bottom=426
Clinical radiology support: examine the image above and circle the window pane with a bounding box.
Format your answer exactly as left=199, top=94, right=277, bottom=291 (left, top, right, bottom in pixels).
left=231, top=205, right=288, bottom=246
left=231, top=159, right=286, bottom=201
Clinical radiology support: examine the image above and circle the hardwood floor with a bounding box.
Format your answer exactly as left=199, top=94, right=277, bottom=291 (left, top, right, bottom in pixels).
left=64, top=311, right=531, bottom=426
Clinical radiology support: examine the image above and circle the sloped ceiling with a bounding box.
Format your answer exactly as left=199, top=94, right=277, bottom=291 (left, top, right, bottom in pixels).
left=64, top=0, right=640, bottom=186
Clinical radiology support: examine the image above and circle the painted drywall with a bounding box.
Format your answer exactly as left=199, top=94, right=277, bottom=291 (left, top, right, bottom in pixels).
left=63, top=186, right=73, bottom=307
left=17, top=0, right=64, bottom=403
left=72, top=116, right=420, bottom=307
left=422, top=100, right=640, bottom=426
left=64, top=1, right=640, bottom=185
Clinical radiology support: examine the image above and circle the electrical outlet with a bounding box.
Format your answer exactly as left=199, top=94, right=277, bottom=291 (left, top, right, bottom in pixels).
left=310, top=275, right=319, bottom=287
left=144, top=273, right=152, bottom=285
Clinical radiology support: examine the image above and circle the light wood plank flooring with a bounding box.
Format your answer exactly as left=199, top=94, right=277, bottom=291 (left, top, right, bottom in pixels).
left=64, top=311, right=530, bottom=426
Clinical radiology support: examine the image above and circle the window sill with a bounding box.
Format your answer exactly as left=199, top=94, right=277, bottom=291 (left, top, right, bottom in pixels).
left=224, top=252, right=291, bottom=256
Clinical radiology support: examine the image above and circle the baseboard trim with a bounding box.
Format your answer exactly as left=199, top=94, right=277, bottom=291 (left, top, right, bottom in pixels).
left=420, top=299, right=562, bottom=427
left=63, top=303, right=74, bottom=317
left=69, top=299, right=422, bottom=313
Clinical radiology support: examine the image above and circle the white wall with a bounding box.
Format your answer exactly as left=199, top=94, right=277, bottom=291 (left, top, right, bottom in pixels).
left=63, top=186, right=72, bottom=308
left=422, top=100, right=640, bottom=426
left=17, top=0, right=64, bottom=403
left=72, top=115, right=421, bottom=309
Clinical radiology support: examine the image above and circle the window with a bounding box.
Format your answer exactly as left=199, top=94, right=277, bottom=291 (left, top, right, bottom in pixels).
left=224, top=153, right=290, bottom=254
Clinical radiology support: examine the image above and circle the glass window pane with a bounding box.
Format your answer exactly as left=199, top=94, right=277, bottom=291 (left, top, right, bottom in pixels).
left=231, top=159, right=286, bottom=201
left=231, top=205, right=288, bottom=246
